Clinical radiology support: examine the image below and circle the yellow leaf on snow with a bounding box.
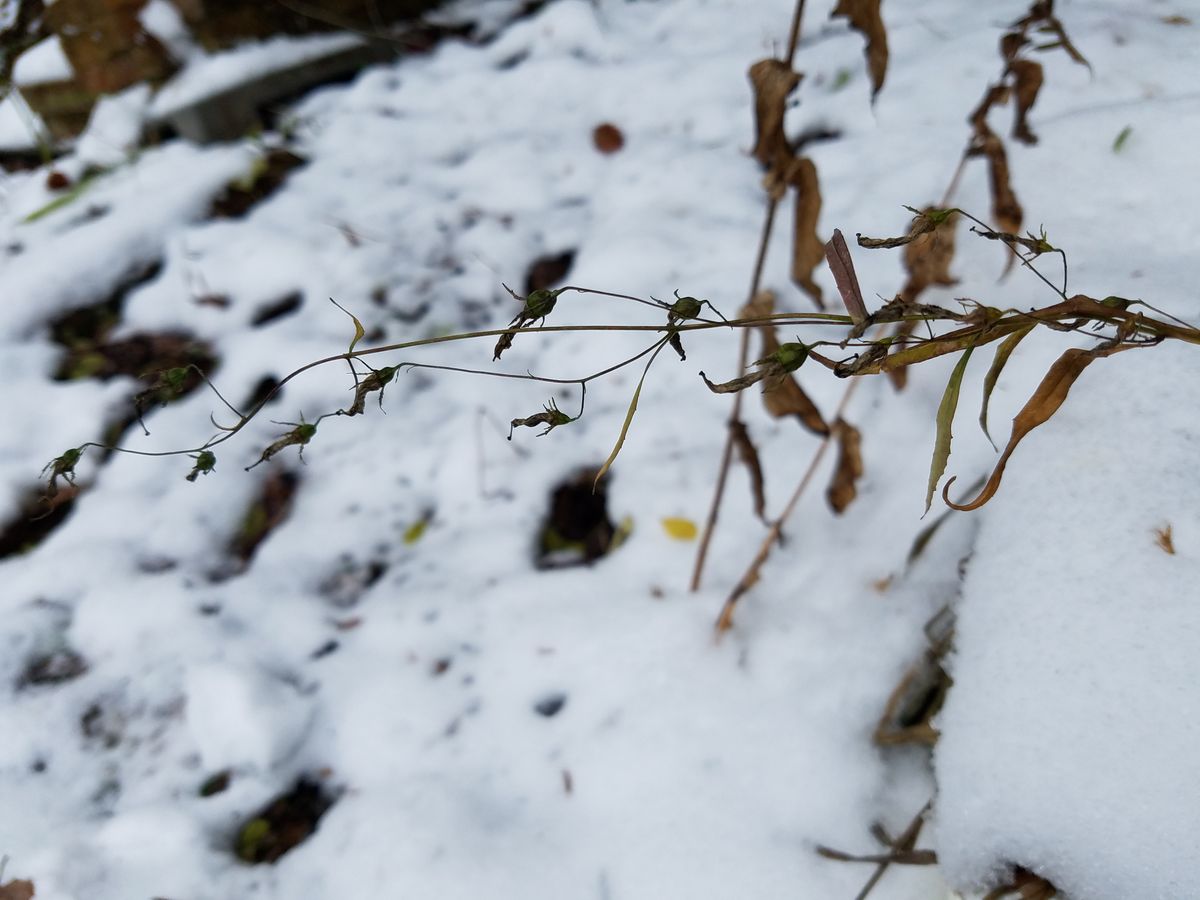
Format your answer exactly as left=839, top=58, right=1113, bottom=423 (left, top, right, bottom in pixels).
left=661, top=517, right=698, bottom=541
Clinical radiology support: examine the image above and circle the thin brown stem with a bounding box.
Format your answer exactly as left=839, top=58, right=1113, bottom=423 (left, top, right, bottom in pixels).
left=714, top=375, right=860, bottom=634
left=690, top=196, right=781, bottom=592
left=851, top=801, right=932, bottom=900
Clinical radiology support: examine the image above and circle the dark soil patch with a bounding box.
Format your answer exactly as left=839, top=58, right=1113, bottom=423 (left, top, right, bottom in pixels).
left=536, top=467, right=617, bottom=569
left=209, top=149, right=306, bottom=219
left=0, top=484, right=81, bottom=560
left=235, top=777, right=337, bottom=864
left=227, top=470, right=300, bottom=570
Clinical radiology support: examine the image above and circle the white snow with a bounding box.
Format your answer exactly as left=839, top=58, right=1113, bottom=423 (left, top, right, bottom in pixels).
left=74, top=85, right=152, bottom=169
left=12, top=35, right=73, bottom=85
left=149, top=32, right=366, bottom=119
left=0, top=1, right=1197, bottom=898
left=0, top=90, right=48, bottom=151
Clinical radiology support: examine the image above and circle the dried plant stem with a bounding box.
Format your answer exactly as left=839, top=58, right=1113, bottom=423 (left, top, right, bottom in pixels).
left=691, top=0, right=811, bottom=592
left=852, top=800, right=932, bottom=900
left=690, top=197, right=780, bottom=592
left=714, top=376, right=860, bottom=634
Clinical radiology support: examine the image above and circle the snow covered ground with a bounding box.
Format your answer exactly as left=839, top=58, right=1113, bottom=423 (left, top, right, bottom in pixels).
left=1, top=1, right=1197, bottom=898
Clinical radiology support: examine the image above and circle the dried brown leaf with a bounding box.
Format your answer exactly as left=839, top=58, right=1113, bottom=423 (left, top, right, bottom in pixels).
left=831, top=0, right=889, bottom=99
left=926, top=347, right=974, bottom=514
left=731, top=420, right=768, bottom=524
left=749, top=291, right=829, bottom=435
left=748, top=59, right=801, bottom=170
left=824, top=229, right=868, bottom=323
left=1009, top=58, right=1044, bottom=144
left=827, top=418, right=863, bottom=514
left=902, top=208, right=959, bottom=299
left=885, top=320, right=919, bottom=390
left=0, top=881, right=35, bottom=900
left=1154, top=524, right=1176, bottom=555
left=979, top=131, right=1023, bottom=235
left=945, top=342, right=1137, bottom=511
left=785, top=156, right=825, bottom=308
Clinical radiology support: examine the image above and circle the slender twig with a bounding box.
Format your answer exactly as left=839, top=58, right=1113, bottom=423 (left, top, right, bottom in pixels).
left=714, top=376, right=860, bottom=634
left=690, top=196, right=783, bottom=592
left=850, top=801, right=932, bottom=900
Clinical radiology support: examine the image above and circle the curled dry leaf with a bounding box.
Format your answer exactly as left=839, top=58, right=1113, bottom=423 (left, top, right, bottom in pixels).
left=745, top=291, right=829, bottom=435
left=1154, top=524, right=1175, bottom=555
left=902, top=207, right=959, bottom=299
left=1009, top=58, right=1044, bottom=144
left=826, top=418, right=863, bottom=514
left=830, top=0, right=889, bottom=99
left=944, top=341, right=1138, bottom=511
left=785, top=155, right=825, bottom=308
left=748, top=59, right=801, bottom=170
left=978, top=130, right=1023, bottom=235
left=824, top=229, right=868, bottom=324
left=731, top=420, right=768, bottom=523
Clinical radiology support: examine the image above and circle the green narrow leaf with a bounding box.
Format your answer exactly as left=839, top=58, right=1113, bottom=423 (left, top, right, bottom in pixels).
left=979, top=325, right=1034, bottom=449
left=22, top=171, right=102, bottom=223
left=330, top=298, right=366, bottom=353
left=1112, top=125, right=1133, bottom=153
left=593, top=342, right=665, bottom=490
left=925, top=347, right=974, bottom=515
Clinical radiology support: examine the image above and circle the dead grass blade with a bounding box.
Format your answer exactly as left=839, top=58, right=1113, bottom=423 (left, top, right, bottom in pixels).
left=945, top=341, right=1138, bottom=511
left=787, top=156, right=825, bottom=308
left=926, top=346, right=974, bottom=514
left=831, top=0, right=888, bottom=99
left=748, top=59, right=801, bottom=170
left=826, top=418, right=863, bottom=513
left=1009, top=58, right=1044, bottom=144
left=731, top=420, right=769, bottom=524
left=980, top=324, right=1035, bottom=447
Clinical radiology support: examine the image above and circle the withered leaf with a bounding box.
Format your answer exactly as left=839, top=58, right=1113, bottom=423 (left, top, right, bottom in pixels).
left=979, top=324, right=1035, bottom=447
left=824, top=229, right=868, bottom=323
left=831, top=0, right=889, bottom=100
left=785, top=156, right=825, bottom=308
left=731, top=420, right=768, bottom=523
left=748, top=59, right=801, bottom=170
left=1009, top=58, right=1044, bottom=144
left=749, top=290, right=829, bottom=434
left=0, top=881, right=35, bottom=900
left=885, top=320, right=919, bottom=390
left=977, top=130, right=1022, bottom=236
left=902, top=207, right=959, bottom=300
left=925, top=347, right=974, bottom=514
left=827, top=418, right=863, bottom=514
left=945, top=341, right=1137, bottom=511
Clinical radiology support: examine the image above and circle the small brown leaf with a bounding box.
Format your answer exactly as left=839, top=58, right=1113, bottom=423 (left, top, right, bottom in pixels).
left=902, top=207, right=959, bottom=300
left=1009, top=58, right=1044, bottom=144
left=831, top=0, right=889, bottom=99
left=731, top=420, right=768, bottom=524
left=1154, top=524, right=1176, bottom=555
left=827, top=418, right=863, bottom=514
left=785, top=156, right=825, bottom=308
left=980, top=131, right=1022, bottom=235
left=0, top=880, right=35, bottom=900
left=748, top=59, right=801, bottom=170
left=824, top=229, right=868, bottom=323
left=945, top=342, right=1138, bottom=511
left=749, top=291, right=829, bottom=435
